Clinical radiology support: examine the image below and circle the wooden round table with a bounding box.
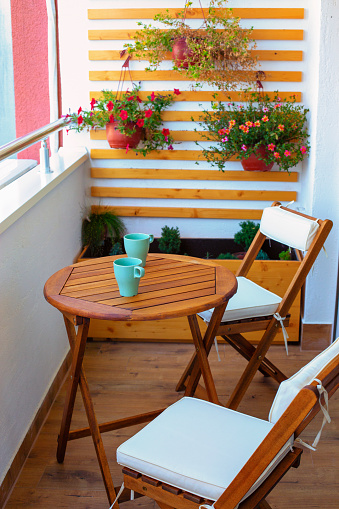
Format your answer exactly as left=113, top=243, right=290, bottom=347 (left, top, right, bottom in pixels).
left=44, top=253, right=237, bottom=505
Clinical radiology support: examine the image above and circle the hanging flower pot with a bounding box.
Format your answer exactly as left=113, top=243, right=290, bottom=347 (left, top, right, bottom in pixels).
left=172, top=38, right=194, bottom=69
left=241, top=146, right=274, bottom=172
left=106, top=121, right=142, bottom=149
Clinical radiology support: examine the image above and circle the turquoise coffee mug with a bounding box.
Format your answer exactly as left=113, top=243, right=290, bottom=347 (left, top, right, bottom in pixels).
left=124, top=233, right=154, bottom=267
left=113, top=257, right=145, bottom=297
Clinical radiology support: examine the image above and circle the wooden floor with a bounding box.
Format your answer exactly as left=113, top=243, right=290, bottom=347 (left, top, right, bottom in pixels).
left=5, top=341, right=339, bottom=508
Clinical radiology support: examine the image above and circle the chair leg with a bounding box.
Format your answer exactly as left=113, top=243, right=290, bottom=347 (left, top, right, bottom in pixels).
left=222, top=333, right=287, bottom=383
left=227, top=323, right=279, bottom=410
left=257, top=501, right=273, bottom=509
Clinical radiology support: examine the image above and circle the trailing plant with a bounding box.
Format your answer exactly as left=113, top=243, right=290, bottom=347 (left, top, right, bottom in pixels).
left=124, top=0, right=257, bottom=91
left=256, top=250, right=270, bottom=260
left=158, top=226, right=181, bottom=254
left=66, top=84, right=175, bottom=156
left=234, top=220, right=260, bottom=251
left=197, top=90, right=310, bottom=172
left=82, top=210, right=126, bottom=258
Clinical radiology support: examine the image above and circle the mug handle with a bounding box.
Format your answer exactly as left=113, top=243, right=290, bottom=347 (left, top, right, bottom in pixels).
left=134, top=266, right=145, bottom=279
left=149, top=234, right=154, bottom=244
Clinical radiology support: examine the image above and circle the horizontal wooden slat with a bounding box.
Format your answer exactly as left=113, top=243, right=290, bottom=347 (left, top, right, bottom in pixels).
left=91, top=149, right=206, bottom=160
left=88, top=29, right=304, bottom=41
left=88, top=8, right=304, bottom=20
left=88, top=49, right=303, bottom=62
left=89, top=91, right=302, bottom=102
left=89, top=70, right=302, bottom=82
left=90, top=167, right=299, bottom=183
left=91, top=205, right=263, bottom=220
left=91, top=186, right=297, bottom=202
left=90, top=129, right=205, bottom=142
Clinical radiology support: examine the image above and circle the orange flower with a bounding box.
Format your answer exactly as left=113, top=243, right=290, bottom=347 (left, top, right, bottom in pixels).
left=262, top=115, right=269, bottom=122
left=254, top=120, right=261, bottom=127
left=278, top=124, right=285, bottom=131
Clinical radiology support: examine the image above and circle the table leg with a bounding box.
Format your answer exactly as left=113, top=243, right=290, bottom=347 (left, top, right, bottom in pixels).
left=184, top=303, right=227, bottom=402
left=58, top=315, right=118, bottom=507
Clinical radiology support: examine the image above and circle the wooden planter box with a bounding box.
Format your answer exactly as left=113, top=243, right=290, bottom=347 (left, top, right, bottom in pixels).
left=75, top=247, right=301, bottom=344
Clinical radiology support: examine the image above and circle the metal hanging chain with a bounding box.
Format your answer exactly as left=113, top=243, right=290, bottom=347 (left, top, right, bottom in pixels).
left=256, top=71, right=266, bottom=102
left=116, top=55, right=135, bottom=102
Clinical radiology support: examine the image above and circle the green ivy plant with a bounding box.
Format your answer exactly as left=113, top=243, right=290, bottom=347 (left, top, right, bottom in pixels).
left=124, top=0, right=257, bottom=91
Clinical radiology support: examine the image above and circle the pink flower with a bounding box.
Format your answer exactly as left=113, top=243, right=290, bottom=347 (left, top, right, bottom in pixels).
left=145, top=109, right=153, bottom=118
left=174, top=89, right=181, bottom=95
left=278, top=124, right=284, bottom=131
left=274, top=104, right=282, bottom=109
left=136, top=118, right=144, bottom=128
left=268, top=143, right=275, bottom=151
left=125, top=144, right=130, bottom=154
left=77, top=115, right=83, bottom=125
left=168, top=144, right=174, bottom=150
left=241, top=144, right=247, bottom=151
left=284, top=150, right=291, bottom=157
left=274, top=152, right=280, bottom=159
left=107, top=101, right=114, bottom=112
left=277, top=96, right=281, bottom=101
left=262, top=115, right=269, bottom=122
left=300, top=145, right=307, bottom=154
left=90, top=98, right=96, bottom=110
left=263, top=107, right=269, bottom=112
left=77, top=107, right=82, bottom=114
left=221, top=137, right=228, bottom=142
left=120, top=110, right=128, bottom=120
left=151, top=91, right=155, bottom=101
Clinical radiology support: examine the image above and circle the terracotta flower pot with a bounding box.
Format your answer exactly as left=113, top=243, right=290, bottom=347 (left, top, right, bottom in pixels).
left=241, top=145, right=274, bottom=172
left=172, top=38, right=194, bottom=69
left=106, top=121, right=142, bottom=149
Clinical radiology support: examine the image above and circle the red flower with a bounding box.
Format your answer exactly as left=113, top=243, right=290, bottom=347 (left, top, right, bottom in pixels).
left=150, top=91, right=155, bottom=101
left=145, top=109, right=153, bottom=118
left=120, top=110, right=128, bottom=120
left=127, top=96, right=135, bottom=102
left=90, top=98, right=96, bottom=110
left=162, top=128, right=170, bottom=136
left=109, top=114, right=114, bottom=123
left=136, top=96, right=142, bottom=103
left=174, top=89, right=181, bottom=95
left=77, top=115, right=83, bottom=125
left=77, top=107, right=82, bottom=115
left=136, top=118, right=144, bottom=128
left=125, top=143, right=130, bottom=154
left=107, top=101, right=114, bottom=111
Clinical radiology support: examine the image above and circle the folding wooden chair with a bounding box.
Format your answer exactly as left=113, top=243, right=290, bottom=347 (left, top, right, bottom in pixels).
left=117, top=338, right=339, bottom=509
left=176, top=202, right=333, bottom=410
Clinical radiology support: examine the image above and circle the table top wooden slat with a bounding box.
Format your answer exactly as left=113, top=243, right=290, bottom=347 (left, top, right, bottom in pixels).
left=44, top=254, right=237, bottom=321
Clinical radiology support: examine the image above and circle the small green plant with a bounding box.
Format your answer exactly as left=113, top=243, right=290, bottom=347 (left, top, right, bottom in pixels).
left=158, top=226, right=181, bottom=254
left=110, top=241, right=124, bottom=256
left=217, top=252, right=237, bottom=259
left=279, top=249, right=292, bottom=260
left=256, top=249, right=270, bottom=260
left=234, top=220, right=260, bottom=251
left=82, top=210, right=126, bottom=258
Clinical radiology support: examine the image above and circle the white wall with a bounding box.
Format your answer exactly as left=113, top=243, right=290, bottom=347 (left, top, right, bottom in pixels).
left=58, top=0, right=338, bottom=333
left=0, top=160, right=88, bottom=485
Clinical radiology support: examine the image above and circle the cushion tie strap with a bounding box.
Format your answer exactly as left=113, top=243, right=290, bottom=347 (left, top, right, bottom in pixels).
left=214, top=336, right=221, bottom=362
left=109, top=482, right=125, bottom=509
left=295, top=378, right=331, bottom=451
left=273, top=313, right=289, bottom=355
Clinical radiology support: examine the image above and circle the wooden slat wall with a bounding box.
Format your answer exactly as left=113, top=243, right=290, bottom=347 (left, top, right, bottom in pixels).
left=87, top=6, right=304, bottom=223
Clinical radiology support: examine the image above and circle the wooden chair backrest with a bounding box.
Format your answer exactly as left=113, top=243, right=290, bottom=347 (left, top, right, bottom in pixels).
left=215, top=349, right=339, bottom=509
left=236, top=202, right=333, bottom=318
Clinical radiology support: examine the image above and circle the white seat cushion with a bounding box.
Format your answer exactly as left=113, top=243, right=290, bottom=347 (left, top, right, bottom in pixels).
left=117, top=397, right=293, bottom=502
left=269, top=337, right=339, bottom=424
left=260, top=206, right=319, bottom=251
left=198, top=276, right=282, bottom=323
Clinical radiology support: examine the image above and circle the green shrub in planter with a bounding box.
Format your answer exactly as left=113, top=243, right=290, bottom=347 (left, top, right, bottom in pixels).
left=158, top=226, right=181, bottom=254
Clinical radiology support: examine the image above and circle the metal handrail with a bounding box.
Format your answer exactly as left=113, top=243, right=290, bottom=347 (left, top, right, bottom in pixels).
left=0, top=117, right=70, bottom=162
